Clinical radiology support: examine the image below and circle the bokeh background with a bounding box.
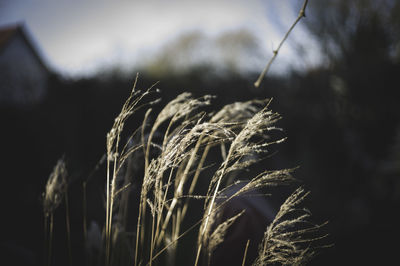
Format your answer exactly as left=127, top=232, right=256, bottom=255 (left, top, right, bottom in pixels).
left=1, top=0, right=399, bottom=265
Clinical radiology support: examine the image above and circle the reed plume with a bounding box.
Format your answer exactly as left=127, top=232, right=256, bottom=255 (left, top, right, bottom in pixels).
left=41, top=78, right=328, bottom=266
left=43, top=157, right=68, bottom=266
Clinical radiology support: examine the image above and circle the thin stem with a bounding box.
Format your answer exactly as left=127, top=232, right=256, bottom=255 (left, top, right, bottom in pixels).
left=44, top=214, right=48, bottom=266
left=142, top=108, right=152, bottom=177
left=201, top=146, right=233, bottom=238
left=151, top=117, right=188, bottom=250
left=107, top=153, right=118, bottom=265
left=140, top=200, right=147, bottom=255
left=154, top=163, right=177, bottom=247
left=241, top=240, right=250, bottom=266
left=155, top=131, right=206, bottom=247
left=181, top=142, right=211, bottom=219
left=105, top=159, right=110, bottom=266
left=136, top=111, right=152, bottom=266
left=48, top=213, right=54, bottom=266
left=194, top=244, right=202, bottom=266
left=148, top=181, right=249, bottom=266
left=254, top=0, right=309, bottom=88
left=134, top=196, right=144, bottom=266
left=65, top=191, right=72, bottom=266
left=195, top=140, right=234, bottom=266
left=149, top=206, right=156, bottom=266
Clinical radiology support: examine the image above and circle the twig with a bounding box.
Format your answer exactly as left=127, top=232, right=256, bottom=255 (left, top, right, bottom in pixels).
left=254, top=0, right=309, bottom=88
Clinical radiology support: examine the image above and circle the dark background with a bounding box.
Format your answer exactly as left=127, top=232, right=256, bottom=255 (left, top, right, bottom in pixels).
left=1, top=0, right=400, bottom=265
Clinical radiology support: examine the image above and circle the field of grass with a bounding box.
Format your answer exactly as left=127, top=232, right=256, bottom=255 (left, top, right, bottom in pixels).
left=42, top=74, right=327, bottom=266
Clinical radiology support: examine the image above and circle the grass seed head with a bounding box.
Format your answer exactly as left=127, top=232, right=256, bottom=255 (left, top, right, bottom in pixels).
left=43, top=158, right=68, bottom=216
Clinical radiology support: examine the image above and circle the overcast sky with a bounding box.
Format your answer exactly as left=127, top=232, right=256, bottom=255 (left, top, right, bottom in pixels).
left=0, top=0, right=322, bottom=76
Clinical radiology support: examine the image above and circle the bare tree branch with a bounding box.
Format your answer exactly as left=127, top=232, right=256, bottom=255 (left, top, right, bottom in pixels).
left=254, top=0, right=309, bottom=88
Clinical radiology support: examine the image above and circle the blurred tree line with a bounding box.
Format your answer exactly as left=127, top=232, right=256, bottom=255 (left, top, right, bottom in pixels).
left=1, top=0, right=399, bottom=265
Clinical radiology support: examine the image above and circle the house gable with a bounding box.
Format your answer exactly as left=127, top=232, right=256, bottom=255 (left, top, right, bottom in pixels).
left=0, top=24, right=50, bottom=106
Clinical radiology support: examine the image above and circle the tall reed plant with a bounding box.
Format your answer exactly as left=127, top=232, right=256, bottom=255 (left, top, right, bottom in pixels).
left=43, top=75, right=328, bottom=266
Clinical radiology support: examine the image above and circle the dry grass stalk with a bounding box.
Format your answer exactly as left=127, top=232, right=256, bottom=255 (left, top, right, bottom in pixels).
left=242, top=239, right=251, bottom=266
left=43, top=158, right=68, bottom=216
left=133, top=94, right=326, bottom=266
left=148, top=115, right=227, bottom=264
left=253, top=187, right=327, bottom=266
left=42, top=81, right=328, bottom=266
left=132, top=91, right=227, bottom=265
left=42, top=157, right=68, bottom=266
left=197, top=101, right=286, bottom=259
left=207, top=210, right=245, bottom=257
left=105, top=74, right=160, bottom=265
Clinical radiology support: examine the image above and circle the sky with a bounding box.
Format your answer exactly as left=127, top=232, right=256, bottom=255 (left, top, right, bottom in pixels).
left=0, top=0, right=322, bottom=77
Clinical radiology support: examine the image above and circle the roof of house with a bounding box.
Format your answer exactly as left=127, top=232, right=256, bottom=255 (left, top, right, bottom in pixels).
left=0, top=25, right=18, bottom=50
left=0, top=23, right=50, bottom=73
